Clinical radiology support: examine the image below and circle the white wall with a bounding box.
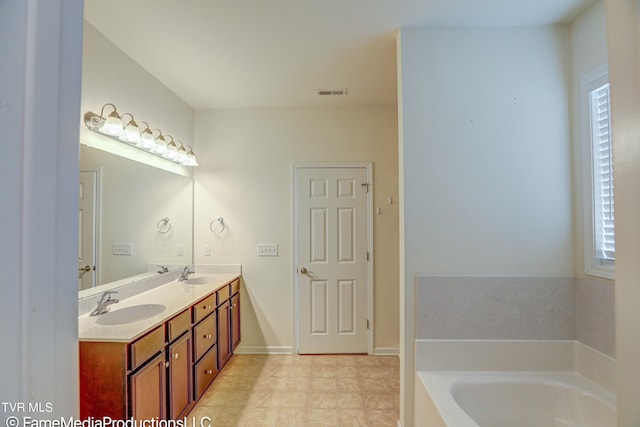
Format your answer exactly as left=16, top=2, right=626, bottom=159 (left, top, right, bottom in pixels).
left=193, top=106, right=399, bottom=353
left=604, top=0, right=640, bottom=424
left=0, top=0, right=83, bottom=417
left=81, top=23, right=194, bottom=142
left=398, top=25, right=572, bottom=426
left=401, top=27, right=572, bottom=276
left=569, top=1, right=610, bottom=279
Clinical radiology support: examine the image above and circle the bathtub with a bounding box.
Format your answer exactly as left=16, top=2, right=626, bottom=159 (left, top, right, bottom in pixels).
left=417, top=371, right=616, bottom=426
left=414, top=340, right=617, bottom=427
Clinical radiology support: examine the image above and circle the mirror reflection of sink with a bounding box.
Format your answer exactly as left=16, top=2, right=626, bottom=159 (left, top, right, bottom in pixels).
left=95, top=304, right=166, bottom=325
left=184, top=274, right=214, bottom=285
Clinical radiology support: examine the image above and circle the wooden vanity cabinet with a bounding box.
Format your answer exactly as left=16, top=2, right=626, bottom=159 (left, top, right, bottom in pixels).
left=80, top=278, right=240, bottom=420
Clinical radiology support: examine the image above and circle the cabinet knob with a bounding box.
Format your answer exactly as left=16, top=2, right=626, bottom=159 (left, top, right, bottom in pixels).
left=164, top=361, right=170, bottom=368
left=205, top=369, right=213, bottom=375
left=203, top=334, right=212, bottom=339
left=173, top=353, right=179, bottom=359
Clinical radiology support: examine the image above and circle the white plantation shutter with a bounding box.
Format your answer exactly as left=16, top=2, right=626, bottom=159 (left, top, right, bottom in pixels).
left=590, top=83, right=615, bottom=262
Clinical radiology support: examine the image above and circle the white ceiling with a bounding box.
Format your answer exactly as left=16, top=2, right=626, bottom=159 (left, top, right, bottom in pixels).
left=84, top=0, right=595, bottom=110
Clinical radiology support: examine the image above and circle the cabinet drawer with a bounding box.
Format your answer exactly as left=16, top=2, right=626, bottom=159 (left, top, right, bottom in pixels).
left=129, top=326, right=164, bottom=371
left=194, top=346, right=218, bottom=400
left=217, top=285, right=230, bottom=305
left=167, top=309, right=191, bottom=342
left=230, top=279, right=240, bottom=295
left=193, top=294, right=216, bottom=324
left=193, top=314, right=217, bottom=362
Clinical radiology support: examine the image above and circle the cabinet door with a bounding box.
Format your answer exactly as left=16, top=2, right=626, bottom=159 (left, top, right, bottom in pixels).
left=168, top=333, right=193, bottom=420
left=230, top=294, right=241, bottom=351
left=217, top=300, right=231, bottom=367
left=129, top=353, right=166, bottom=420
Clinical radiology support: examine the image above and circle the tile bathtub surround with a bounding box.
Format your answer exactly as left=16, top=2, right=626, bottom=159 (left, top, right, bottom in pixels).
left=188, top=354, right=400, bottom=427
left=575, top=276, right=615, bottom=357
left=416, top=276, right=575, bottom=340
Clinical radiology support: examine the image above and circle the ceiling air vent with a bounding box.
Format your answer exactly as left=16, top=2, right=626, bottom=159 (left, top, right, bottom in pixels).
left=316, top=88, right=348, bottom=96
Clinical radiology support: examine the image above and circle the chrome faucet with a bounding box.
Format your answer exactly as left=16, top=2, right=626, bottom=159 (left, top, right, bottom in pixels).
left=157, top=265, right=169, bottom=274
left=90, top=291, right=119, bottom=316
left=178, top=265, right=195, bottom=282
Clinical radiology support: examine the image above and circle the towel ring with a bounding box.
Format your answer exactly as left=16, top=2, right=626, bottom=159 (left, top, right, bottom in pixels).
left=210, top=217, right=225, bottom=233
left=157, top=217, right=172, bottom=234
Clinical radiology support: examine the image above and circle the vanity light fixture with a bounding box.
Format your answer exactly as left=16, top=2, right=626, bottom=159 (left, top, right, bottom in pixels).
left=83, top=103, right=198, bottom=167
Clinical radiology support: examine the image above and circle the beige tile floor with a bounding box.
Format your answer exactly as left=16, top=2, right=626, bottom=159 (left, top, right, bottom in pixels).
left=188, top=354, right=400, bottom=427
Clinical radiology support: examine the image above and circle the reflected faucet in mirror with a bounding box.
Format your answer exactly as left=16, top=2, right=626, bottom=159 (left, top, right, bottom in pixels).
left=90, top=291, right=119, bottom=316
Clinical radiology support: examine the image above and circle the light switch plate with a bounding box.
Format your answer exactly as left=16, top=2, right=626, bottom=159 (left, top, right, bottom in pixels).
left=257, top=243, right=278, bottom=256
left=113, top=243, right=133, bottom=255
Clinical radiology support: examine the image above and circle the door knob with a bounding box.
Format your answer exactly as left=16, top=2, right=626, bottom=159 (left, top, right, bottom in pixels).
left=78, top=265, right=92, bottom=279
left=299, top=267, right=308, bottom=274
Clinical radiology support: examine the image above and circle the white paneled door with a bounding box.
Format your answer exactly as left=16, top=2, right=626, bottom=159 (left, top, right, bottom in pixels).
left=296, top=165, right=370, bottom=354
left=78, top=170, right=98, bottom=290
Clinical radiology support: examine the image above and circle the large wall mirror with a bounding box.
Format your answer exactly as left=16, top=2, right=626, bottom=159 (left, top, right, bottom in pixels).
left=78, top=144, right=193, bottom=298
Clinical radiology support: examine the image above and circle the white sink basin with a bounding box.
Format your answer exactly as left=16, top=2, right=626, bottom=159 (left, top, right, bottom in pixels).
left=95, top=304, right=166, bottom=325
left=184, top=274, right=215, bottom=285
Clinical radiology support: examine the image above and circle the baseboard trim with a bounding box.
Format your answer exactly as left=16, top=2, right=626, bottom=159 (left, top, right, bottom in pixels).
left=233, top=345, right=293, bottom=354
left=374, top=346, right=400, bottom=356
left=234, top=345, right=398, bottom=356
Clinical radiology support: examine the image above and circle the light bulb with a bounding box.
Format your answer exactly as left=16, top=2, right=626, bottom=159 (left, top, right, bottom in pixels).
left=140, top=128, right=154, bottom=149
left=177, top=145, right=188, bottom=164
left=154, top=135, right=167, bottom=154
left=102, top=111, right=123, bottom=135
left=165, top=140, right=178, bottom=160
left=187, top=150, right=198, bottom=166
left=123, top=121, right=140, bottom=143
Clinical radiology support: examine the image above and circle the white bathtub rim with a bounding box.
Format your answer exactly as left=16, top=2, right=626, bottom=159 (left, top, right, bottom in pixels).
left=415, top=340, right=615, bottom=387
left=417, top=370, right=616, bottom=427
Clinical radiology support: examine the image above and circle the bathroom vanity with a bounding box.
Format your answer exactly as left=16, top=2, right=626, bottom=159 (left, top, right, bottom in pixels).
left=79, top=274, right=240, bottom=420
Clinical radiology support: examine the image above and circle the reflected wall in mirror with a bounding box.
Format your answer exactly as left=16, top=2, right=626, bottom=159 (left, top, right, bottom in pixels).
left=79, top=144, right=193, bottom=296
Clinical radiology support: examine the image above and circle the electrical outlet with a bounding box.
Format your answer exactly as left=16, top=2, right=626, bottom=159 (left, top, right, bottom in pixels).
left=177, top=244, right=184, bottom=256
left=257, top=243, right=278, bottom=257
left=204, top=244, right=211, bottom=256
left=113, top=243, right=133, bottom=255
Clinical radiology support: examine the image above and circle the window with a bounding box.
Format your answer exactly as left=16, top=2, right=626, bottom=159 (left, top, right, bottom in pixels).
left=583, top=67, right=614, bottom=278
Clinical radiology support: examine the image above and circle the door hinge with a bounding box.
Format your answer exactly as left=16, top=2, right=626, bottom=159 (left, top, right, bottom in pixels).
left=366, top=251, right=370, bottom=261
left=366, top=319, right=370, bottom=329
left=361, top=183, right=369, bottom=193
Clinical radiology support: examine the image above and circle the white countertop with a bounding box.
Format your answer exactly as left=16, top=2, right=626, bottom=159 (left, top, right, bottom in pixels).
left=78, top=272, right=240, bottom=343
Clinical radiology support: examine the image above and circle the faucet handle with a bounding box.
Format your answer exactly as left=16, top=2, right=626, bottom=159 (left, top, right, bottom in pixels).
left=99, top=290, right=118, bottom=302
